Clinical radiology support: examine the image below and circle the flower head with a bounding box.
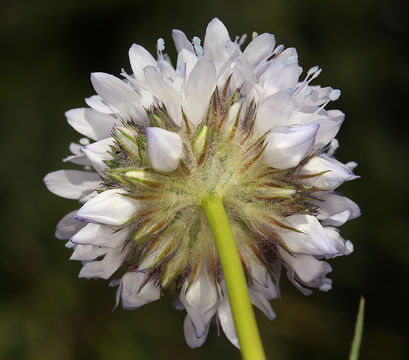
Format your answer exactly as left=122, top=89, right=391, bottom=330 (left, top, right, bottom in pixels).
left=44, top=18, right=360, bottom=348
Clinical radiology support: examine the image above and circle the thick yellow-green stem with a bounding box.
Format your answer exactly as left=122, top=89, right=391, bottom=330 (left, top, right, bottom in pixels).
left=201, top=194, right=266, bottom=360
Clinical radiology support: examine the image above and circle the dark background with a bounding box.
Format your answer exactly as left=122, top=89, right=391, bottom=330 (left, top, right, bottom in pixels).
left=1, top=0, right=408, bottom=359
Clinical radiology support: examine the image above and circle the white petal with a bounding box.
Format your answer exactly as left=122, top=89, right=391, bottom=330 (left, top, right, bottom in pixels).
left=250, top=274, right=279, bottom=300
left=243, top=33, right=275, bottom=67
left=215, top=49, right=241, bottom=87
left=63, top=142, right=91, bottom=166
left=176, top=48, right=198, bottom=80
left=295, top=85, right=333, bottom=107
left=79, top=190, right=98, bottom=204
left=289, top=108, right=344, bottom=148
left=203, top=18, right=231, bottom=70
left=324, top=209, right=350, bottom=227
left=85, top=95, right=118, bottom=114
left=267, top=64, right=302, bottom=94
left=146, top=127, right=184, bottom=172
left=69, top=141, right=82, bottom=154
left=128, top=44, right=157, bottom=83
left=323, top=227, right=348, bottom=257
left=217, top=290, right=239, bottom=348
left=184, top=58, right=217, bottom=126
left=91, top=72, right=146, bottom=123
left=138, top=87, right=156, bottom=108
left=66, top=108, right=119, bottom=141
left=250, top=261, right=269, bottom=288
left=44, top=170, right=101, bottom=200
left=301, top=155, right=358, bottom=190
left=260, top=51, right=302, bottom=96
left=75, top=189, right=139, bottom=226
left=120, top=272, right=161, bottom=309
left=144, top=66, right=182, bottom=125
left=237, top=241, right=269, bottom=287
left=316, top=109, right=344, bottom=147
left=55, top=210, right=86, bottom=240
left=110, top=278, right=122, bottom=310
left=79, top=244, right=129, bottom=279
left=271, top=47, right=298, bottom=67
left=248, top=287, right=276, bottom=320
left=315, top=193, right=361, bottom=226
left=70, top=244, right=108, bottom=261
left=231, top=52, right=257, bottom=87
left=263, top=123, right=319, bottom=169
left=82, top=138, right=114, bottom=174
left=281, top=214, right=338, bottom=256
left=255, top=91, right=295, bottom=134
left=279, top=248, right=331, bottom=283
left=172, top=29, right=195, bottom=53
left=71, top=223, right=130, bottom=248
left=183, top=315, right=210, bottom=349
left=65, top=240, right=75, bottom=248
left=63, top=152, right=91, bottom=166
left=179, top=267, right=220, bottom=338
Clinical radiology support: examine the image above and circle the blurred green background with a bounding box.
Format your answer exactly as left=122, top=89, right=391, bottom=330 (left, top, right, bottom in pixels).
left=1, top=0, right=408, bottom=359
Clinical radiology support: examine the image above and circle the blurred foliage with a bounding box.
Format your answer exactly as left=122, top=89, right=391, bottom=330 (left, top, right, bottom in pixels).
left=1, top=0, right=409, bottom=359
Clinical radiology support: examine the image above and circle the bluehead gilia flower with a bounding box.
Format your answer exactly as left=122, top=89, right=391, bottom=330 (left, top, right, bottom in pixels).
left=44, top=18, right=360, bottom=348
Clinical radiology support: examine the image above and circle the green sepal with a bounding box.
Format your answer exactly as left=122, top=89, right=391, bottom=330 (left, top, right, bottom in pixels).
left=160, top=233, right=190, bottom=287
left=114, top=126, right=140, bottom=161
left=192, top=125, right=209, bottom=158
left=138, top=220, right=185, bottom=271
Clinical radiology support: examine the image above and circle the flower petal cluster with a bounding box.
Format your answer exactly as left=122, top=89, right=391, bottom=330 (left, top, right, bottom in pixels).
left=44, top=18, right=360, bottom=347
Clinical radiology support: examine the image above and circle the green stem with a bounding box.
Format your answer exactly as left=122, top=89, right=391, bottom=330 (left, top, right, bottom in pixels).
left=202, top=194, right=266, bottom=360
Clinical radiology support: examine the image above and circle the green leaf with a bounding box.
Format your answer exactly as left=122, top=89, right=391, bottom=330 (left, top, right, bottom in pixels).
left=349, top=296, right=365, bottom=360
